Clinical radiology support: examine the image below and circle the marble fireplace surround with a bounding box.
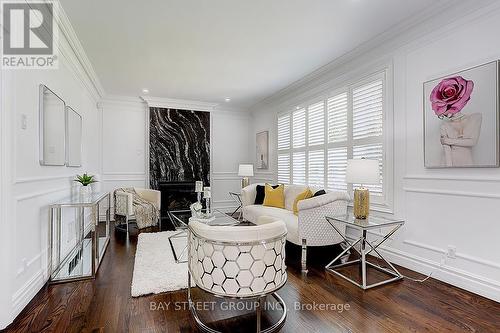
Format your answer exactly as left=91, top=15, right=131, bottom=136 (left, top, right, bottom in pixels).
left=149, top=107, right=211, bottom=188
left=146, top=103, right=213, bottom=226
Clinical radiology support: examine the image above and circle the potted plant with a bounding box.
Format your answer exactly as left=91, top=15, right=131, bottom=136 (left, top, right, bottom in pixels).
left=74, top=173, right=97, bottom=197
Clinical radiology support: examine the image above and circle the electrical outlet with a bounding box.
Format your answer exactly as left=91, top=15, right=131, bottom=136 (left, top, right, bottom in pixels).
left=447, top=245, right=457, bottom=259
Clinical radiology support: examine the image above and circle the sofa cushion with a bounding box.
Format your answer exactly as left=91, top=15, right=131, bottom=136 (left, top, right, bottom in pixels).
left=293, top=188, right=313, bottom=215
left=255, top=184, right=279, bottom=204
left=313, top=189, right=326, bottom=197
left=243, top=205, right=300, bottom=245
left=284, top=185, right=308, bottom=211
left=263, top=184, right=285, bottom=208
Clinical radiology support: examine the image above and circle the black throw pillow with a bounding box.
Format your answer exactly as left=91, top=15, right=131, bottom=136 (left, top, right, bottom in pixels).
left=313, top=189, right=326, bottom=197
left=254, top=184, right=279, bottom=204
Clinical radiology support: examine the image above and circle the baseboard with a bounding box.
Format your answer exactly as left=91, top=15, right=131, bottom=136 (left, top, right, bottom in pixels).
left=346, top=235, right=500, bottom=302
left=11, top=269, right=46, bottom=321
left=378, top=245, right=500, bottom=303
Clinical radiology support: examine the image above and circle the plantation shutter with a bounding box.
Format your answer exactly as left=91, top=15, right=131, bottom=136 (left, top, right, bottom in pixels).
left=277, top=114, right=290, bottom=150
left=308, top=150, right=324, bottom=187
left=327, top=93, right=348, bottom=143
left=351, top=79, right=384, bottom=196
left=307, top=101, right=324, bottom=146
left=292, top=151, right=306, bottom=185
left=327, top=147, right=347, bottom=191
left=292, top=108, right=306, bottom=148
left=276, top=72, right=386, bottom=206
left=277, top=154, right=290, bottom=184
left=277, top=114, right=291, bottom=184
left=352, top=80, right=383, bottom=140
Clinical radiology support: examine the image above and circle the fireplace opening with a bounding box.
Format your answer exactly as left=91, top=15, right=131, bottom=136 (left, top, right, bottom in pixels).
left=159, top=181, right=198, bottom=230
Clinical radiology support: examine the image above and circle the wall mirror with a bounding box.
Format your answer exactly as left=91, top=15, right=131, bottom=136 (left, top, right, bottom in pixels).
left=65, top=106, right=82, bottom=167
left=39, top=84, right=66, bottom=166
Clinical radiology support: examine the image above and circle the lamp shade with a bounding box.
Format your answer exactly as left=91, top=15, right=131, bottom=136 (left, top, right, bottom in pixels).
left=346, top=159, right=380, bottom=184
left=238, top=164, right=254, bottom=177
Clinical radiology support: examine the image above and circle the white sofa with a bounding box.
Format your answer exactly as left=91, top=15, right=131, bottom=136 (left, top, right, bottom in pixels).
left=242, top=183, right=350, bottom=273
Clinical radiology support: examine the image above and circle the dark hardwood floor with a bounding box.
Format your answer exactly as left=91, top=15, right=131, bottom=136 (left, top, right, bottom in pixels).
left=4, top=223, right=500, bottom=333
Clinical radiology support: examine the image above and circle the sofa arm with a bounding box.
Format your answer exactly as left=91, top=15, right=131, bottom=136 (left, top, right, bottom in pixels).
left=297, top=192, right=349, bottom=246
left=115, top=191, right=133, bottom=216
left=297, top=191, right=350, bottom=211
left=135, top=188, right=161, bottom=210
left=241, top=183, right=261, bottom=207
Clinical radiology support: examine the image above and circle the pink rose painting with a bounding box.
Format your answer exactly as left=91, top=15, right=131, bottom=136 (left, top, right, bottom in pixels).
left=424, top=60, right=499, bottom=169
left=430, top=76, right=474, bottom=118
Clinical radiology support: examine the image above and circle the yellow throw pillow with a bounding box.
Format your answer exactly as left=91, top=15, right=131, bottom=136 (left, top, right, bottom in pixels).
left=263, top=184, right=285, bottom=209
left=293, top=188, right=313, bottom=215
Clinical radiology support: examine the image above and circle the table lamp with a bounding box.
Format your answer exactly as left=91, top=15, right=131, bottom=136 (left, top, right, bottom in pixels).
left=346, top=158, right=380, bottom=219
left=238, top=164, right=254, bottom=188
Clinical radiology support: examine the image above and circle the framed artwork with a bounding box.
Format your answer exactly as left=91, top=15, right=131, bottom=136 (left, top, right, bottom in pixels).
left=423, top=60, right=499, bottom=168
left=256, top=130, right=269, bottom=169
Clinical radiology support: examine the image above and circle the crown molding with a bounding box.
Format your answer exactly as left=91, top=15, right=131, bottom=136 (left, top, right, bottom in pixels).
left=99, top=95, right=248, bottom=115
left=249, top=0, right=499, bottom=113
left=212, top=105, right=249, bottom=115
left=98, top=95, right=146, bottom=109
left=55, top=2, right=105, bottom=101
left=141, top=96, right=219, bottom=112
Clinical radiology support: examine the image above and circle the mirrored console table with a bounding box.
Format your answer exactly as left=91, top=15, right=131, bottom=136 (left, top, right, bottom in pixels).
left=48, top=192, right=110, bottom=283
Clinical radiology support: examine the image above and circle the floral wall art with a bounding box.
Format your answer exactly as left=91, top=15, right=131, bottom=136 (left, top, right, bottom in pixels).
left=423, top=60, right=499, bottom=168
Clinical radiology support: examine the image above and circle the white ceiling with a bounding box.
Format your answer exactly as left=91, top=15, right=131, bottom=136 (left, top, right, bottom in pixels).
left=61, top=0, right=440, bottom=108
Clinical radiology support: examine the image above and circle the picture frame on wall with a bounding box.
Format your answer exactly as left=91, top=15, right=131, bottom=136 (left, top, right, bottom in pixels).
left=423, top=60, right=500, bottom=168
left=256, top=130, right=269, bottom=169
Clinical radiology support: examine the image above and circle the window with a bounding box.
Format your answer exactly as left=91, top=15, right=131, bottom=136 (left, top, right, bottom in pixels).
left=277, top=72, right=387, bottom=206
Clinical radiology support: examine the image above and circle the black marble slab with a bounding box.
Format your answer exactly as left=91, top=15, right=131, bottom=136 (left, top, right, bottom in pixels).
left=149, top=107, right=210, bottom=190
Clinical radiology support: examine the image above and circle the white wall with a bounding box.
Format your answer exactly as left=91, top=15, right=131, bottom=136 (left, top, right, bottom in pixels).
left=0, top=18, right=103, bottom=330
left=100, top=98, right=251, bottom=213
left=100, top=98, right=149, bottom=195
left=249, top=1, right=500, bottom=302
left=211, top=110, right=252, bottom=209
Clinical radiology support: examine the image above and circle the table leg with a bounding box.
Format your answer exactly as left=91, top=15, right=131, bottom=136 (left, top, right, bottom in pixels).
left=168, top=229, right=189, bottom=263
left=56, top=207, right=61, bottom=272
left=365, top=237, right=403, bottom=278
left=361, top=230, right=367, bottom=289
left=92, top=205, right=97, bottom=275
left=325, top=237, right=361, bottom=269
left=49, top=207, right=53, bottom=279
left=107, top=193, right=111, bottom=238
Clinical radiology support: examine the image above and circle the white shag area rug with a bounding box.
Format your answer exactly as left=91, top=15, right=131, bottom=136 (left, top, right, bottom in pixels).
left=131, top=231, right=190, bottom=297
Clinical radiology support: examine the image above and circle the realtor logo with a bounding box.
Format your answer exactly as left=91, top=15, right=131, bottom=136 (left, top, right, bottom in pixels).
left=1, top=0, right=58, bottom=68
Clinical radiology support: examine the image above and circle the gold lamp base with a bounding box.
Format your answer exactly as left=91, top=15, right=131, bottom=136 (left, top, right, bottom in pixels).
left=241, top=177, right=250, bottom=188
left=353, top=187, right=370, bottom=219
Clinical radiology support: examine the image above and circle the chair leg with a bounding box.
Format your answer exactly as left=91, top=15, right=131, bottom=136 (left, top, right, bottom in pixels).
left=256, top=297, right=263, bottom=333
left=301, top=239, right=308, bottom=275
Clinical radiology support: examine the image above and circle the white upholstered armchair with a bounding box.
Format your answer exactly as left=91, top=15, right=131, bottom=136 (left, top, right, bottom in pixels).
left=114, top=188, right=161, bottom=233
left=188, top=218, right=288, bottom=333
left=242, top=183, right=350, bottom=273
